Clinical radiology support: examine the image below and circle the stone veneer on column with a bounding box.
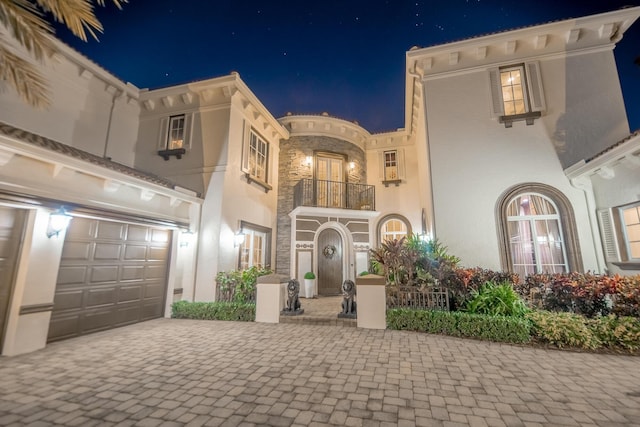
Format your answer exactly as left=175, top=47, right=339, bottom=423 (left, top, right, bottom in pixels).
left=275, top=135, right=367, bottom=275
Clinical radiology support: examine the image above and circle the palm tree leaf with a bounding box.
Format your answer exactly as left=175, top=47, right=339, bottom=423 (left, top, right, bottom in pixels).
left=0, top=0, right=55, bottom=61
left=0, top=37, right=50, bottom=108
left=35, top=0, right=104, bottom=41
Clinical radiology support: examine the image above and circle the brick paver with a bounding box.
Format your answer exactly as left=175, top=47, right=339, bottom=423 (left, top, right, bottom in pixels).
left=1, top=318, right=639, bottom=426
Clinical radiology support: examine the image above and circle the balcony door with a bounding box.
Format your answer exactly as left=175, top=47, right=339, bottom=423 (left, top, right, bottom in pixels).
left=316, top=154, right=344, bottom=208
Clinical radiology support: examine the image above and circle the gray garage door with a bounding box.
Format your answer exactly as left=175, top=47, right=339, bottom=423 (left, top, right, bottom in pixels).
left=0, top=207, right=25, bottom=349
left=48, top=217, right=171, bottom=342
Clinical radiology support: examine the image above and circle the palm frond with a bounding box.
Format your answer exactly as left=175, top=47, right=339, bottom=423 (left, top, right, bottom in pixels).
left=0, top=0, right=55, bottom=60
left=0, top=36, right=50, bottom=108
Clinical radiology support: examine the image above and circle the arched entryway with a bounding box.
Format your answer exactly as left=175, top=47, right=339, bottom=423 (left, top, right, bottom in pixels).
left=317, top=228, right=343, bottom=295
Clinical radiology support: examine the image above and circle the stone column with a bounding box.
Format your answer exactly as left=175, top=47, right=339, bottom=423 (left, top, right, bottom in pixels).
left=355, top=274, right=386, bottom=329
left=255, top=274, right=290, bottom=323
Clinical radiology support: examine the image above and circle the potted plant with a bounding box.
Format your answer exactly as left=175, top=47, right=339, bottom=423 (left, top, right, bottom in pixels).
left=304, top=272, right=316, bottom=298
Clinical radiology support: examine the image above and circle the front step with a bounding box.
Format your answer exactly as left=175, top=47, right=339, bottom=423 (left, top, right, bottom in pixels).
left=279, top=314, right=357, bottom=327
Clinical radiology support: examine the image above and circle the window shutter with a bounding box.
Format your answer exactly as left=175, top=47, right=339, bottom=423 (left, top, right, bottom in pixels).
left=378, top=151, right=384, bottom=180
left=488, top=68, right=504, bottom=117
left=597, top=209, right=620, bottom=262
left=525, top=61, right=546, bottom=112
left=158, top=117, right=169, bottom=149
left=184, top=113, right=194, bottom=149
left=241, top=121, right=250, bottom=173
left=397, top=149, right=406, bottom=180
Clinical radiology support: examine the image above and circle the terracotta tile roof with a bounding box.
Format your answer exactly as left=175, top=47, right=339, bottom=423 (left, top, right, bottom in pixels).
left=585, top=129, right=640, bottom=163
left=0, top=121, right=186, bottom=191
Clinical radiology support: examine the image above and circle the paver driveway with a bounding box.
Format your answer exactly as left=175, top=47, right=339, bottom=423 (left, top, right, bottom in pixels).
left=1, top=318, right=639, bottom=427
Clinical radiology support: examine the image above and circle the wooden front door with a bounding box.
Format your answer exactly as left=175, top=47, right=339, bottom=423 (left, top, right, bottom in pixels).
left=317, top=228, right=343, bottom=295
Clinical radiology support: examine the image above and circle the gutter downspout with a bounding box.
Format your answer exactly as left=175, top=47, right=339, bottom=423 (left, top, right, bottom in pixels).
left=408, top=63, right=436, bottom=239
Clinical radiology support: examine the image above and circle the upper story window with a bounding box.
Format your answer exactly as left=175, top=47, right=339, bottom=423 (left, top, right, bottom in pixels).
left=158, top=113, right=192, bottom=160
left=379, top=149, right=405, bottom=187
left=242, top=126, right=272, bottom=192
left=622, top=204, right=640, bottom=260
left=489, top=62, right=546, bottom=128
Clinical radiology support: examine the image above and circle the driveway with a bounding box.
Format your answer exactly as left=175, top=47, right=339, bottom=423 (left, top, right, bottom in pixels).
left=0, top=319, right=639, bottom=426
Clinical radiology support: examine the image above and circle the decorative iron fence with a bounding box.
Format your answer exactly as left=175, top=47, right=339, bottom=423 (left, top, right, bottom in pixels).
left=386, top=287, right=450, bottom=311
left=293, top=179, right=375, bottom=210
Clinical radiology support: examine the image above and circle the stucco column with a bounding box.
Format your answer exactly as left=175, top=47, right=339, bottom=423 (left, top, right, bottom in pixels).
left=355, top=274, right=386, bottom=329
left=255, top=274, right=289, bottom=323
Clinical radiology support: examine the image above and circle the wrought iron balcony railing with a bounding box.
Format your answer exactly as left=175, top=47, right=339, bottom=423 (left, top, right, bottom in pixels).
left=293, top=179, right=375, bottom=211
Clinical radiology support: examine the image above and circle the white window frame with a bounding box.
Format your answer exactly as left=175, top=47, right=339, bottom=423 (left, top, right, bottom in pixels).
left=621, top=203, right=640, bottom=261
left=378, top=149, right=405, bottom=185
left=241, top=123, right=272, bottom=191
left=238, top=221, right=272, bottom=270
left=158, top=113, right=193, bottom=150
left=489, top=61, right=546, bottom=126
left=600, top=202, right=640, bottom=267
left=167, top=115, right=185, bottom=149
left=383, top=150, right=399, bottom=181
left=377, top=214, right=412, bottom=246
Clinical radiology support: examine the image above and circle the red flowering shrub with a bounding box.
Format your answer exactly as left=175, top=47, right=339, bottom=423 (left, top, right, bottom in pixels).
left=611, top=275, right=640, bottom=318
left=443, top=268, right=519, bottom=310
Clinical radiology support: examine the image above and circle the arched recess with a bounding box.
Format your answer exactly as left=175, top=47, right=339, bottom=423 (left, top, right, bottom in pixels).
left=496, top=183, right=583, bottom=274
left=377, top=214, right=413, bottom=246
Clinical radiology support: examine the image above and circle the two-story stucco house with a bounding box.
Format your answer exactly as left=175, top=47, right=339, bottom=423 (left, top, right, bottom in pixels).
left=0, top=6, right=639, bottom=355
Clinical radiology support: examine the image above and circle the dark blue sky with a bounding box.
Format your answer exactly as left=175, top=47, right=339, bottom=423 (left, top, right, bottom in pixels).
left=58, top=0, right=640, bottom=133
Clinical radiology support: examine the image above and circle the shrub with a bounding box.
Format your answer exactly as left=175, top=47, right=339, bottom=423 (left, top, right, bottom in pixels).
left=526, top=310, right=599, bottom=349
left=387, top=308, right=531, bottom=344
left=444, top=268, right=519, bottom=311
left=589, top=315, right=640, bottom=351
left=304, top=272, right=315, bottom=280
left=215, top=266, right=272, bottom=303
left=611, top=275, right=640, bottom=318
left=465, top=281, right=529, bottom=317
left=171, top=301, right=255, bottom=321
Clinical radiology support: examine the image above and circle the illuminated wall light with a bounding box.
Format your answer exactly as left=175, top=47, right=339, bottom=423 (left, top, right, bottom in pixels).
left=305, top=156, right=313, bottom=167
left=180, top=230, right=194, bottom=247
left=349, top=161, right=355, bottom=170
left=47, top=207, right=72, bottom=238
left=234, top=231, right=246, bottom=247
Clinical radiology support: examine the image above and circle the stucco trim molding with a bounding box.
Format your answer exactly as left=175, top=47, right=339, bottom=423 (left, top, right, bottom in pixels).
left=19, top=303, right=54, bottom=315
left=495, top=183, right=584, bottom=274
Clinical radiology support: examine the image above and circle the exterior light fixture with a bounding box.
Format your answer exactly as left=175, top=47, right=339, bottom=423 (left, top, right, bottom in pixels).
left=180, top=230, right=194, bottom=247
left=349, top=161, right=355, bottom=170
left=305, top=156, right=313, bottom=167
left=47, top=207, right=72, bottom=238
left=233, top=231, right=246, bottom=247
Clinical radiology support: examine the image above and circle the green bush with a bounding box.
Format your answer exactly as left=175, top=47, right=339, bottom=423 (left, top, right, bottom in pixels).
left=171, top=301, right=255, bottom=321
left=589, top=315, right=640, bottom=351
left=465, top=281, right=529, bottom=317
left=304, top=272, right=316, bottom=280
left=215, top=266, right=272, bottom=303
left=526, top=310, right=599, bottom=349
left=387, top=308, right=531, bottom=344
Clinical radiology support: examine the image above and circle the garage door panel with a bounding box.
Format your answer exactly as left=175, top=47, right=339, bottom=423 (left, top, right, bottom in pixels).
left=97, top=222, right=125, bottom=240
left=94, top=243, right=122, bottom=260
left=126, top=225, right=149, bottom=242
left=90, top=265, right=119, bottom=283
left=56, top=266, right=87, bottom=285
left=148, top=246, right=169, bottom=261
left=124, top=245, right=147, bottom=261
left=87, top=286, right=117, bottom=307
left=52, top=290, right=83, bottom=311
left=65, top=218, right=96, bottom=239
left=61, top=241, right=91, bottom=261
left=50, top=218, right=170, bottom=342
left=119, top=285, right=142, bottom=302
left=121, top=266, right=144, bottom=281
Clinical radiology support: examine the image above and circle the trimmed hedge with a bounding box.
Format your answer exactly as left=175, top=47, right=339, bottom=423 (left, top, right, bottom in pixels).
left=386, top=308, right=531, bottom=344
left=171, top=301, right=255, bottom=322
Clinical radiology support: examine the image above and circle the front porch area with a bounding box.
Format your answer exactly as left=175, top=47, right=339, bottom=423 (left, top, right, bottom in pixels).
left=279, top=296, right=356, bottom=327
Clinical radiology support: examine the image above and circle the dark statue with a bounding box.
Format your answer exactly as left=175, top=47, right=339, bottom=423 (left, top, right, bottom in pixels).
left=281, top=279, right=304, bottom=316
left=338, top=279, right=357, bottom=319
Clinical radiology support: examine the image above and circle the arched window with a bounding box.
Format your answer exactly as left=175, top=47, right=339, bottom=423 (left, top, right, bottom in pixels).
left=378, top=215, right=412, bottom=244
left=496, top=184, right=583, bottom=276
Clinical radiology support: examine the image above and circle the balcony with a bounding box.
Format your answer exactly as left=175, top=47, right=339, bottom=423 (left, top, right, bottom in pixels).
left=293, top=179, right=375, bottom=211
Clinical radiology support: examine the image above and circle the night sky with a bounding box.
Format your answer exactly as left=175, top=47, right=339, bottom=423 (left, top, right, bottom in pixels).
left=57, top=0, right=640, bottom=134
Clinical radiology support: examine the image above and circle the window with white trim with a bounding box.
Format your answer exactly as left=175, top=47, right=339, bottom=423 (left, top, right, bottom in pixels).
left=378, top=215, right=412, bottom=244
left=241, top=126, right=272, bottom=191
left=158, top=113, right=192, bottom=160
left=621, top=204, right=640, bottom=260
left=384, top=151, right=398, bottom=180
left=379, top=149, right=405, bottom=186
left=238, top=221, right=272, bottom=270
left=489, top=62, right=545, bottom=127
left=167, top=115, right=185, bottom=149
left=506, top=193, right=568, bottom=277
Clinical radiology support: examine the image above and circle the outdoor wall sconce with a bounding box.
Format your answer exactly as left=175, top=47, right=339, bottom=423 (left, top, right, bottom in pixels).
left=305, top=156, right=313, bottom=167
left=47, top=207, right=72, bottom=238
left=349, top=161, right=355, bottom=170
left=233, top=231, right=246, bottom=247
left=180, top=230, right=194, bottom=247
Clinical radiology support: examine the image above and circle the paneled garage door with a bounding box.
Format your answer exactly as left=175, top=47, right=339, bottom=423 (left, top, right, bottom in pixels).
left=48, top=217, right=171, bottom=342
left=0, top=207, right=25, bottom=348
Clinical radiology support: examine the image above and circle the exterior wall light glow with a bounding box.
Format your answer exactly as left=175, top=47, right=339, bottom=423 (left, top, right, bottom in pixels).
left=349, top=161, right=355, bottom=170
left=234, top=231, right=246, bottom=247
left=180, top=230, right=194, bottom=247
left=305, top=156, right=313, bottom=167
left=47, top=207, right=72, bottom=238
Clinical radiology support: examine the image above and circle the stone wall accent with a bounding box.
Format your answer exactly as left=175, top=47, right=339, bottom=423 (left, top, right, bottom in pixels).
left=276, top=135, right=367, bottom=275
